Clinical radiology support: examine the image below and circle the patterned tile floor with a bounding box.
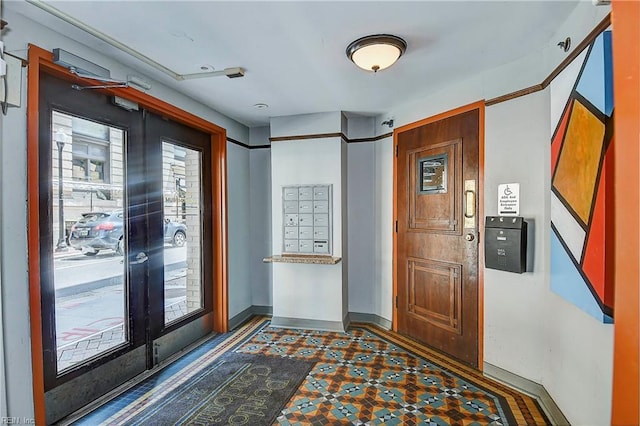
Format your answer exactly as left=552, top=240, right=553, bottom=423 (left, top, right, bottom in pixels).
left=72, top=317, right=549, bottom=425
left=236, top=322, right=548, bottom=425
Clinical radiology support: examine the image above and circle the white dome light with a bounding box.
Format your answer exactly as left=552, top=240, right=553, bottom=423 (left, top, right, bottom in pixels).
left=346, top=34, right=407, bottom=72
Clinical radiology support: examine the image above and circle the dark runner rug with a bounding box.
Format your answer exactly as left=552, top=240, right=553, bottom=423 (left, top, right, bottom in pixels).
left=126, top=353, right=313, bottom=426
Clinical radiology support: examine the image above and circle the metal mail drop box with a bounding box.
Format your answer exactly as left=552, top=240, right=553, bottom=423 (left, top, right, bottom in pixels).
left=485, top=216, right=527, bottom=273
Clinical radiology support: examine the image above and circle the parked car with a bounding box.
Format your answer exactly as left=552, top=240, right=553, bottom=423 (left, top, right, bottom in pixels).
left=69, top=211, right=124, bottom=256
left=69, top=211, right=187, bottom=256
left=164, top=217, right=187, bottom=247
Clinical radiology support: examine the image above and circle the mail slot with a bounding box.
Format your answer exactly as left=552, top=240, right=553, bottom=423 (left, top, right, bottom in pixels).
left=485, top=216, right=527, bottom=273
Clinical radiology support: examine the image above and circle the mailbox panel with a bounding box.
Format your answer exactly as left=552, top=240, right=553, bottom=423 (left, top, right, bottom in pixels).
left=284, top=188, right=299, bottom=201
left=298, top=187, right=313, bottom=200
left=299, top=240, right=314, bottom=253
left=298, top=214, right=313, bottom=226
left=484, top=216, right=527, bottom=273
left=298, top=226, right=313, bottom=239
left=282, top=185, right=332, bottom=255
left=298, top=200, right=313, bottom=213
left=285, top=214, right=298, bottom=227
left=284, top=200, right=298, bottom=213
left=284, top=227, right=298, bottom=239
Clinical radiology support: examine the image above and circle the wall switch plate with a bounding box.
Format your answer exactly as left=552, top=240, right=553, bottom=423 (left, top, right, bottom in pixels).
left=0, top=54, right=22, bottom=108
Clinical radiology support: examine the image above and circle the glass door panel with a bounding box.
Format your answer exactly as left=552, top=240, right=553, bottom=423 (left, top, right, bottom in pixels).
left=162, top=141, right=204, bottom=324
left=145, top=111, right=212, bottom=365
left=38, top=71, right=214, bottom=424
left=51, top=111, right=128, bottom=372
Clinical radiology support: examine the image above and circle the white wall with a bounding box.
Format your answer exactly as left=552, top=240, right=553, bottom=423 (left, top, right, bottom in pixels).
left=484, top=90, right=550, bottom=383
left=542, top=293, right=614, bottom=424
left=373, top=137, right=394, bottom=321
left=542, top=10, right=614, bottom=422
left=0, top=10, right=7, bottom=416
left=249, top=127, right=272, bottom=308
left=227, top=142, right=252, bottom=318
left=270, top=136, right=345, bottom=323
left=346, top=117, right=375, bottom=315
left=270, top=113, right=346, bottom=324
left=271, top=111, right=343, bottom=138
left=0, top=9, right=250, bottom=418
left=341, top=139, right=349, bottom=320
left=347, top=142, right=375, bottom=314
left=1, top=39, right=32, bottom=417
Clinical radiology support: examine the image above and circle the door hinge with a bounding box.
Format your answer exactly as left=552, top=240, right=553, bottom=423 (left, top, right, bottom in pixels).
left=395, top=220, right=398, bottom=232
left=395, top=296, right=398, bottom=309
left=395, top=145, right=398, bottom=157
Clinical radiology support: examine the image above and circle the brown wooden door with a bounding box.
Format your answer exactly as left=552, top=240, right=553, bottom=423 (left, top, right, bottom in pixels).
left=396, top=108, right=480, bottom=368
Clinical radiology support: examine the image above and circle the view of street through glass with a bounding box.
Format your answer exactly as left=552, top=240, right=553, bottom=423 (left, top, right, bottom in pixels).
left=53, top=245, right=187, bottom=370
left=49, top=111, right=202, bottom=371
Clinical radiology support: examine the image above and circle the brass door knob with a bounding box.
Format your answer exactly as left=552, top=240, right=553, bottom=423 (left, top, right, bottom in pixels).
left=465, top=233, right=475, bottom=241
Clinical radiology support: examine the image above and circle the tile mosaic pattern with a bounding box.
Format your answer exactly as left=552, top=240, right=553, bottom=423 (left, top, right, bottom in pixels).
left=236, top=320, right=549, bottom=425
left=74, top=317, right=549, bottom=425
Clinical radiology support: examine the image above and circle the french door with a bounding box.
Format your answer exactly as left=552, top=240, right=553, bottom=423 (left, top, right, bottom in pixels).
left=38, top=72, right=214, bottom=423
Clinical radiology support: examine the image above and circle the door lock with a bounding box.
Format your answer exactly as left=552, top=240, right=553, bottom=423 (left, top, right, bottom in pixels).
left=465, top=233, right=475, bottom=242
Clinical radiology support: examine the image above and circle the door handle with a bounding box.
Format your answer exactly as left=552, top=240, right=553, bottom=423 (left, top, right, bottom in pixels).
left=130, top=252, right=148, bottom=265
left=464, top=189, right=476, bottom=218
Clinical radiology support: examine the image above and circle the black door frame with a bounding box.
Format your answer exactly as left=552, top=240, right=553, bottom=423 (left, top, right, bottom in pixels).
left=27, top=45, right=229, bottom=425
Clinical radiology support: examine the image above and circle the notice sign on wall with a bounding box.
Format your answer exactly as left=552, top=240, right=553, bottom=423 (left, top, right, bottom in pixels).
left=498, top=183, right=520, bottom=216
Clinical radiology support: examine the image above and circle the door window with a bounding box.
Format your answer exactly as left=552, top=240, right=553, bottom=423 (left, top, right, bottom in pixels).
left=51, top=110, right=128, bottom=372
left=162, top=141, right=204, bottom=324
left=35, top=66, right=221, bottom=425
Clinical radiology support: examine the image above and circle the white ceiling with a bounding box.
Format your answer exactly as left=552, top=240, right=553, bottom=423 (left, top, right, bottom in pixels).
left=9, top=1, right=579, bottom=127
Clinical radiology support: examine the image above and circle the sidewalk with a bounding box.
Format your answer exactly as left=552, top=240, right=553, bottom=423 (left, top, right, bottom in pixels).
left=54, top=246, right=186, bottom=297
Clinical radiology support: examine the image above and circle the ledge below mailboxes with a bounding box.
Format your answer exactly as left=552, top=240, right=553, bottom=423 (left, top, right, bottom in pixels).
left=263, top=255, right=342, bottom=265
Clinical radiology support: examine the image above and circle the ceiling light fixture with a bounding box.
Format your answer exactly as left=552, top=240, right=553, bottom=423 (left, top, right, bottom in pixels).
left=346, top=34, right=407, bottom=72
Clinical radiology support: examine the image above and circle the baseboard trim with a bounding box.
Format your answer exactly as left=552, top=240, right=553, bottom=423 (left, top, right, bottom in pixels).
left=270, top=316, right=347, bottom=332
left=232, top=308, right=392, bottom=332
left=229, top=305, right=273, bottom=330
left=347, top=312, right=392, bottom=330
left=483, top=362, right=570, bottom=426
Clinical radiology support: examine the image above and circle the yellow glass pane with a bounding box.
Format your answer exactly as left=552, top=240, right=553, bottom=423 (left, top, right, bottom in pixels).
left=553, top=101, right=605, bottom=224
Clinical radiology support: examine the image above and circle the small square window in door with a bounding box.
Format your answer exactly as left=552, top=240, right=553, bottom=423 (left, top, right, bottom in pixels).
left=408, top=139, right=462, bottom=234
left=418, top=154, right=447, bottom=194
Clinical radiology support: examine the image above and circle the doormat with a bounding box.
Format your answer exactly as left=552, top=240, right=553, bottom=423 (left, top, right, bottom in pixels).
left=126, top=353, right=313, bottom=426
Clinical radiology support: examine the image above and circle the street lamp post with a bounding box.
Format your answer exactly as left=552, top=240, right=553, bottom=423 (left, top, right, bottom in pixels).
left=55, top=130, right=69, bottom=252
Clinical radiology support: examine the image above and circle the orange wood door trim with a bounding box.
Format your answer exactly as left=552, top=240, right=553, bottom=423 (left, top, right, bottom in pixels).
left=611, top=2, right=640, bottom=424
left=392, top=100, right=485, bottom=369
left=26, top=43, right=46, bottom=426
left=27, top=44, right=229, bottom=423
left=213, top=132, right=229, bottom=333
left=477, top=105, right=485, bottom=370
